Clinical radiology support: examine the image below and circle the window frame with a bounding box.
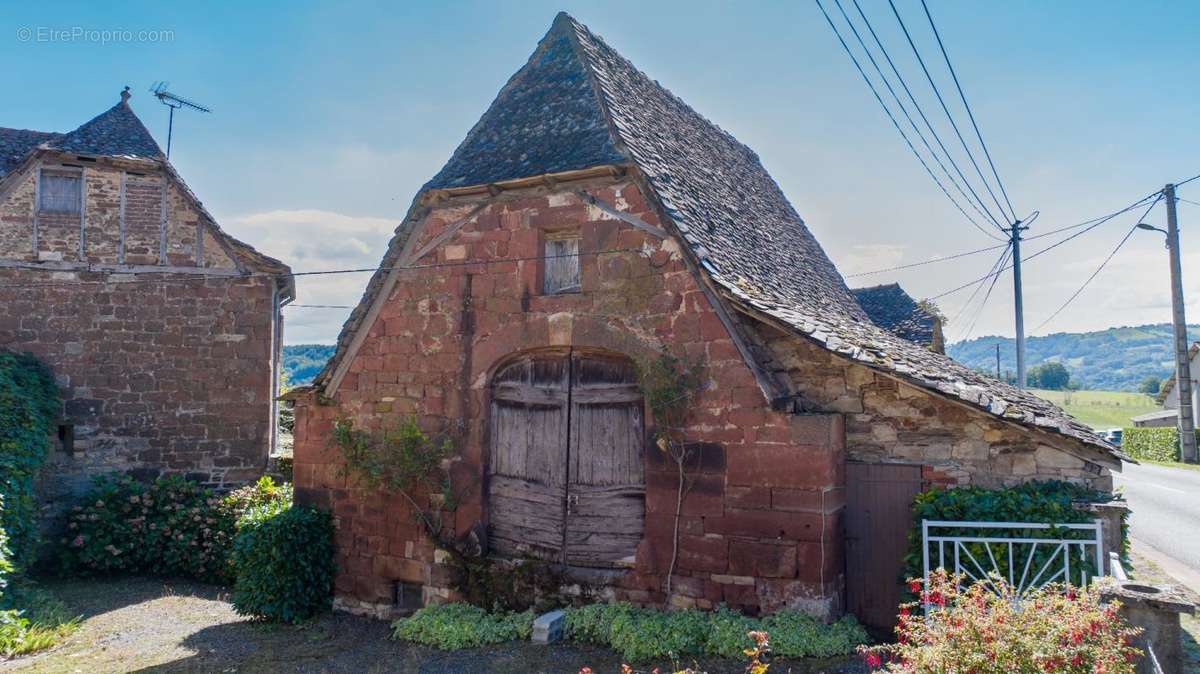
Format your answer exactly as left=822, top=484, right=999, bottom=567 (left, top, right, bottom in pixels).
left=541, top=232, right=582, bottom=295
left=38, top=168, right=83, bottom=215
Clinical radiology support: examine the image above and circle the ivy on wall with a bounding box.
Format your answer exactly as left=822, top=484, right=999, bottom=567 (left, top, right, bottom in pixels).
left=0, top=351, right=59, bottom=573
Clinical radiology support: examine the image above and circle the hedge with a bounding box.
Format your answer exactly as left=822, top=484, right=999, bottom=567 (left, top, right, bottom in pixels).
left=904, top=480, right=1125, bottom=588
left=1121, top=426, right=1192, bottom=462
left=230, top=497, right=335, bottom=623
left=0, top=351, right=59, bottom=573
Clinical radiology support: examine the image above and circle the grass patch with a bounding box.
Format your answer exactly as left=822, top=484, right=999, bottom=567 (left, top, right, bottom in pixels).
left=1030, top=389, right=1159, bottom=430
left=1, top=583, right=79, bottom=657
left=564, top=602, right=868, bottom=662
left=391, top=603, right=533, bottom=650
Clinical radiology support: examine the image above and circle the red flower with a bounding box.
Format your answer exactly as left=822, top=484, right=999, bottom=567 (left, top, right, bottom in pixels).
left=864, top=652, right=882, bottom=668
left=899, top=606, right=910, bottom=617
left=908, top=579, right=922, bottom=593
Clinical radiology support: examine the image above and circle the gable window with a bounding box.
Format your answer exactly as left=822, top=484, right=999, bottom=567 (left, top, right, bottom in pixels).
left=543, top=235, right=581, bottom=295
left=39, top=170, right=82, bottom=214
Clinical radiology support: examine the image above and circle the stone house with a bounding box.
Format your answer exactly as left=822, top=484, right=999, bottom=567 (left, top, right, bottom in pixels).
left=0, top=90, right=294, bottom=515
left=289, top=14, right=1121, bottom=628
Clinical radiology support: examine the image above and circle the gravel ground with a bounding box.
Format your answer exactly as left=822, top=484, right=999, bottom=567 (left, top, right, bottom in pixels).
left=0, top=577, right=862, bottom=674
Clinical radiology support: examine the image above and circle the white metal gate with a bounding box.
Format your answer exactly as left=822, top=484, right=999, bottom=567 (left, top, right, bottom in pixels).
left=921, top=519, right=1105, bottom=603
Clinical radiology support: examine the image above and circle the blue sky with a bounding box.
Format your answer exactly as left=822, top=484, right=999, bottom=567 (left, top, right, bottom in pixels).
left=3, top=1, right=1198, bottom=344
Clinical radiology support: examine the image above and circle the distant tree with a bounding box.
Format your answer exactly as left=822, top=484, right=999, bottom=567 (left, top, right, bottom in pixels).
left=1028, top=362, right=1071, bottom=390
left=1139, top=376, right=1162, bottom=396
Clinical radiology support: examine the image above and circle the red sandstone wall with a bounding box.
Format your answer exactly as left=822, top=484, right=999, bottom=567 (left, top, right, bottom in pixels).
left=293, top=180, right=846, bottom=617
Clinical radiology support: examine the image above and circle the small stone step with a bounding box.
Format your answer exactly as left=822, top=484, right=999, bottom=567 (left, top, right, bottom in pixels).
left=531, top=609, right=565, bottom=644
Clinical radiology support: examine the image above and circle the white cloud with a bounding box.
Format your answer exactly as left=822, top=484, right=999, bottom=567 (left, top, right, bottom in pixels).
left=220, top=209, right=398, bottom=344
left=835, top=244, right=909, bottom=280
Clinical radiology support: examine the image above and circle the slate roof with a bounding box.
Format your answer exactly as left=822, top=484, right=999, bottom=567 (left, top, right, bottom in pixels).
left=317, top=13, right=1117, bottom=460
left=0, top=129, right=62, bottom=178
left=852, top=283, right=938, bottom=347
left=54, top=97, right=163, bottom=159
left=0, top=92, right=163, bottom=179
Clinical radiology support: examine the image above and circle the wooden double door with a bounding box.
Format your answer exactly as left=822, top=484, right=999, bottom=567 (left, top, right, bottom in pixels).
left=488, top=350, right=645, bottom=568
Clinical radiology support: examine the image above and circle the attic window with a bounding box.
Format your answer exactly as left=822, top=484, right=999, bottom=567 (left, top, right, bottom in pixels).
left=39, top=171, right=82, bottom=214
left=543, top=235, right=581, bottom=294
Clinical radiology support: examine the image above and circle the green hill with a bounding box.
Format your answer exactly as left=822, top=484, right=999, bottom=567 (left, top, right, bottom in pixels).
left=282, top=344, right=335, bottom=386
left=948, top=323, right=1198, bottom=391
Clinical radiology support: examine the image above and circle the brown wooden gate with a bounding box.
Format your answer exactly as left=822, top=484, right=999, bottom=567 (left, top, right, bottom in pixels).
left=844, top=462, right=925, bottom=633
left=488, top=350, right=644, bottom=568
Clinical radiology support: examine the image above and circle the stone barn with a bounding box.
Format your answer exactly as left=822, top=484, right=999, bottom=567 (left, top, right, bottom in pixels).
left=0, top=90, right=294, bottom=515
left=290, top=14, right=1121, bottom=625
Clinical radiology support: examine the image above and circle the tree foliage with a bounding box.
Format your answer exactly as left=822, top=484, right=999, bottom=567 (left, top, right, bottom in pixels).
left=1028, top=361, right=1071, bottom=390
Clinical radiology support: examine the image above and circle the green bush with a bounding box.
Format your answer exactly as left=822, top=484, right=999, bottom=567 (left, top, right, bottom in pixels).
left=58, top=474, right=290, bottom=584
left=904, top=480, right=1126, bottom=588
left=0, top=351, right=59, bottom=573
left=392, top=603, right=534, bottom=649
left=563, top=602, right=868, bottom=662
left=58, top=474, right=238, bottom=582
left=230, top=498, right=334, bottom=623
left=0, top=499, right=12, bottom=601
left=1122, top=426, right=1190, bottom=462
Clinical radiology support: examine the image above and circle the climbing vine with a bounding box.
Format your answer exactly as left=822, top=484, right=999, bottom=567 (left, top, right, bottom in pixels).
left=332, top=416, right=459, bottom=538
left=636, top=351, right=706, bottom=596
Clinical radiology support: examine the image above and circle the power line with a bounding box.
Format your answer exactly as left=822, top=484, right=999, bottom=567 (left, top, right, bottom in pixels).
left=841, top=0, right=1007, bottom=233
left=0, top=247, right=644, bottom=289
left=919, top=0, right=1017, bottom=222
left=286, top=304, right=354, bottom=309
left=846, top=189, right=1161, bottom=279
left=958, top=245, right=1011, bottom=342
left=814, top=0, right=1006, bottom=241
left=887, top=0, right=1016, bottom=225
left=921, top=191, right=1166, bottom=302
left=1033, top=196, right=1163, bottom=332
left=844, top=241, right=1008, bottom=278
left=1177, top=197, right=1200, bottom=208
left=948, top=242, right=1009, bottom=327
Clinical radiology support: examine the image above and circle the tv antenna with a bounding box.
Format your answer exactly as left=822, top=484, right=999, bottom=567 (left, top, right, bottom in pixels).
left=150, top=82, right=211, bottom=158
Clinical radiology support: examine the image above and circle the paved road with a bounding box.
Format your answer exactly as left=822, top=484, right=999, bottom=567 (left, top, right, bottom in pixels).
left=1113, top=461, right=1200, bottom=588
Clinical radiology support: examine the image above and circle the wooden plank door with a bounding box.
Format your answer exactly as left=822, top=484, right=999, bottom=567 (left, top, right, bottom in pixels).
left=844, top=462, right=925, bottom=634
left=565, top=354, right=645, bottom=568
left=488, top=354, right=570, bottom=561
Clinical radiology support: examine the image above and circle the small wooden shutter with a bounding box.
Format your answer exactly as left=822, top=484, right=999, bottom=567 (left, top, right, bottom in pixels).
left=543, top=236, right=581, bottom=294
left=489, top=355, right=570, bottom=561
left=40, top=171, right=82, bottom=214
left=565, top=354, right=645, bottom=568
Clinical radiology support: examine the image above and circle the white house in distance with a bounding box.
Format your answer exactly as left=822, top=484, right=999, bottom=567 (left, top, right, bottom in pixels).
left=1131, top=342, right=1199, bottom=428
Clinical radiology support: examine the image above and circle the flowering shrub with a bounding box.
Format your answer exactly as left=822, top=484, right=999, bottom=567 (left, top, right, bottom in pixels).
left=58, top=474, right=291, bottom=584
left=391, top=603, right=534, bottom=649
left=58, top=474, right=237, bottom=582
left=859, top=571, right=1142, bottom=673
left=564, top=602, right=866, bottom=662
left=230, top=497, right=334, bottom=623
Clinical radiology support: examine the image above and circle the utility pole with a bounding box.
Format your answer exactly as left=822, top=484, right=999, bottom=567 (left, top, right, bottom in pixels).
left=1165, top=184, right=1198, bottom=463
left=1011, top=220, right=1028, bottom=389
left=995, top=343, right=1001, bottom=380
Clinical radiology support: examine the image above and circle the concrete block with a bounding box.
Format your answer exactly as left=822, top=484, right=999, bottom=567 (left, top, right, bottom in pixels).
left=531, top=609, right=565, bottom=644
